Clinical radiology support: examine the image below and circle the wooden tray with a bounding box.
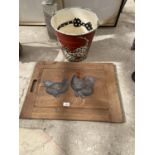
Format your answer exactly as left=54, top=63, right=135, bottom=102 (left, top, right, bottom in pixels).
left=20, top=61, right=124, bottom=122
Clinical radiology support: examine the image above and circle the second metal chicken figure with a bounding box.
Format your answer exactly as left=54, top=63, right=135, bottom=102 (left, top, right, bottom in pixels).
left=71, top=75, right=95, bottom=97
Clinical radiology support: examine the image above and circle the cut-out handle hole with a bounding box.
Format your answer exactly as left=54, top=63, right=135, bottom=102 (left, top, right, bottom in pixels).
left=30, top=80, right=37, bottom=92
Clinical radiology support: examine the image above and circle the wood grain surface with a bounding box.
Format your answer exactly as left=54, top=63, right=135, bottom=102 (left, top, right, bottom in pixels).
left=20, top=61, right=124, bottom=122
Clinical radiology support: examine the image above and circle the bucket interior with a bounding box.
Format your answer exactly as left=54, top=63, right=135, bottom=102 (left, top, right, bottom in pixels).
left=51, top=8, right=99, bottom=35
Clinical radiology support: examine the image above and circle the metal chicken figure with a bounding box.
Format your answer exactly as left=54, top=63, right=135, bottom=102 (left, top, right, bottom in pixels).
left=71, top=75, right=95, bottom=97
left=43, top=77, right=69, bottom=97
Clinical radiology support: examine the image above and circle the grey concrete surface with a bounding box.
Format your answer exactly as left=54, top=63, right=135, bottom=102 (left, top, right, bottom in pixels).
left=19, top=0, right=135, bottom=154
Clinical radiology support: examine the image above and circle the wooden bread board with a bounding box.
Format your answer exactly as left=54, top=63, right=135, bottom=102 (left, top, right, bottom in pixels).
left=20, top=61, right=124, bottom=123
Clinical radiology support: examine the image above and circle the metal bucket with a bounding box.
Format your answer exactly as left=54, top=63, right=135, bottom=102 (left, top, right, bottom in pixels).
left=51, top=7, right=99, bottom=62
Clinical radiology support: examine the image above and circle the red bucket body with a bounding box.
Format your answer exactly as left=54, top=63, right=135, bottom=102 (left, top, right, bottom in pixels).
left=55, top=30, right=95, bottom=62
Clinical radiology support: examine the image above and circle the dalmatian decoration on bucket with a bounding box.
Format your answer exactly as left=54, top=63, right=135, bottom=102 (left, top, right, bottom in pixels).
left=61, top=36, right=89, bottom=62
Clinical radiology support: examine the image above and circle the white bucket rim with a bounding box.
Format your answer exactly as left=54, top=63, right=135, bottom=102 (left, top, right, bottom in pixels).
left=51, top=7, right=99, bottom=36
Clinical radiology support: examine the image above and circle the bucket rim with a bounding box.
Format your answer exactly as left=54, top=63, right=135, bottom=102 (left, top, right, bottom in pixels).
left=51, top=7, right=99, bottom=36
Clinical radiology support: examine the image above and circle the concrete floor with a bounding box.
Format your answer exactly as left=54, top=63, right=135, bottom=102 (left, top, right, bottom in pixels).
left=19, top=0, right=135, bottom=154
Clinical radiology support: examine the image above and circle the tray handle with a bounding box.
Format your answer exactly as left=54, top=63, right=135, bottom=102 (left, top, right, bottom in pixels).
left=30, top=79, right=37, bottom=93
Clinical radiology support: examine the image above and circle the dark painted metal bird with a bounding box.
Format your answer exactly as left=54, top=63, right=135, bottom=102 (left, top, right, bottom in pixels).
left=43, top=77, right=69, bottom=97
left=71, top=75, right=95, bottom=97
